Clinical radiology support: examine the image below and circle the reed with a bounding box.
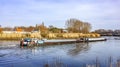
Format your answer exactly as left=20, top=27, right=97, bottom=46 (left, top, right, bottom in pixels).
left=0, top=33, right=100, bottom=40
left=43, top=56, right=120, bottom=67
left=0, top=32, right=42, bottom=40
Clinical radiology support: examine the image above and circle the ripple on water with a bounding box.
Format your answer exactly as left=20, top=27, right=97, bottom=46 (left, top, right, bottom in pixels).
left=0, top=38, right=120, bottom=67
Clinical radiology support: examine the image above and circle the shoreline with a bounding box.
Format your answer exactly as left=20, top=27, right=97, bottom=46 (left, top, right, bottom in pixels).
left=0, top=37, right=106, bottom=41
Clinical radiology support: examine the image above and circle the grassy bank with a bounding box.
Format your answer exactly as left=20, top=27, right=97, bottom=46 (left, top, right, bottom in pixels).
left=0, top=33, right=100, bottom=40
left=46, top=33, right=101, bottom=39
left=0, top=32, right=41, bottom=40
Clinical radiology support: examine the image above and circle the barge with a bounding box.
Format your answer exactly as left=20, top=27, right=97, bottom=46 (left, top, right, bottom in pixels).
left=20, top=38, right=107, bottom=46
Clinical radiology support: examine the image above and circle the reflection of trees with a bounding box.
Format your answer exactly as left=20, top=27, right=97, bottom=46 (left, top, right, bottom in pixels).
left=68, top=43, right=90, bottom=56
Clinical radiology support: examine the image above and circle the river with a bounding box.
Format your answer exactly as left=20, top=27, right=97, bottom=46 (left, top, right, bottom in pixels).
left=0, top=37, right=120, bottom=67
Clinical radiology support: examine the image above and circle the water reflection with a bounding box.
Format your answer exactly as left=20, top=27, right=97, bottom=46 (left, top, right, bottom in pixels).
left=0, top=41, right=18, bottom=49
left=1, top=38, right=120, bottom=67
left=31, top=46, right=45, bottom=55
left=68, top=43, right=90, bottom=56
left=0, top=54, right=7, bottom=57
left=43, top=57, right=67, bottom=67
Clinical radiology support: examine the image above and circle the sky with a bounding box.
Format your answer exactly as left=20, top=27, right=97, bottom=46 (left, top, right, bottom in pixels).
left=0, top=0, right=120, bottom=30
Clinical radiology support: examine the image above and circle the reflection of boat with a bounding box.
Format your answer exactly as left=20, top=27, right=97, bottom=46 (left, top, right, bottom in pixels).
left=114, top=37, right=120, bottom=40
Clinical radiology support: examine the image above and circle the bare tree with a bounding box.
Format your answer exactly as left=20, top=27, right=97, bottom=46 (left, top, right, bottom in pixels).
left=65, top=18, right=91, bottom=33
left=82, top=22, right=91, bottom=33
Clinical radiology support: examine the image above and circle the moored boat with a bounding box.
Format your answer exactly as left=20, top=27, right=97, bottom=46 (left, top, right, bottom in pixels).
left=20, top=38, right=107, bottom=46
left=20, top=38, right=33, bottom=46
left=20, top=38, right=44, bottom=46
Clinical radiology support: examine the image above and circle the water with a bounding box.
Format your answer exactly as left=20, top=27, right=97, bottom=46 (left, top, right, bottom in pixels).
left=0, top=37, right=120, bottom=67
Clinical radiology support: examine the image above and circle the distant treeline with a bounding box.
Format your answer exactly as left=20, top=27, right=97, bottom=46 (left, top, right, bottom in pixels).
left=93, top=29, right=120, bottom=36
left=0, top=18, right=92, bottom=38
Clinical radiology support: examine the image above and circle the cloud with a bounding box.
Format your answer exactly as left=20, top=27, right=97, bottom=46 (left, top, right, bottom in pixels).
left=0, top=0, right=120, bottom=30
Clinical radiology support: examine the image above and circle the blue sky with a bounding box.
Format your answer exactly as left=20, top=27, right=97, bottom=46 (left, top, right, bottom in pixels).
left=0, top=0, right=120, bottom=30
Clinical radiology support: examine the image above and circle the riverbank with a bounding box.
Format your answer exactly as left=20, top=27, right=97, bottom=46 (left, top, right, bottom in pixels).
left=0, top=32, right=41, bottom=40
